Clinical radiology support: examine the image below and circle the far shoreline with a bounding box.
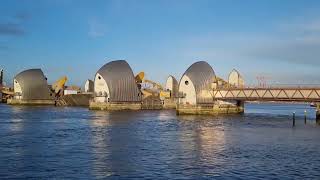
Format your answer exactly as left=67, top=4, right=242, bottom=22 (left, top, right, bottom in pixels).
left=246, top=101, right=311, bottom=105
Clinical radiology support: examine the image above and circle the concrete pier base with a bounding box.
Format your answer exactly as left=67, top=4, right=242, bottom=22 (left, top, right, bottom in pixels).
left=56, top=94, right=92, bottom=107
left=7, top=99, right=55, bottom=106
left=89, top=101, right=141, bottom=111
left=176, top=103, right=244, bottom=115
left=141, top=96, right=163, bottom=110
left=163, top=99, right=177, bottom=109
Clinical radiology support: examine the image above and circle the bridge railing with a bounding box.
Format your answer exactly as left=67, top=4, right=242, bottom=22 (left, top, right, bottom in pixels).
left=239, top=84, right=320, bottom=89
left=212, top=87, right=320, bottom=102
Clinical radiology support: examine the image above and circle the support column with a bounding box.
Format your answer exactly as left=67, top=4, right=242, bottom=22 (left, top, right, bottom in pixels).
left=316, top=103, right=320, bottom=125
left=237, top=100, right=245, bottom=114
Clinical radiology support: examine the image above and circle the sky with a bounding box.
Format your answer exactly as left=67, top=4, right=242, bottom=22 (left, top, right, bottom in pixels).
left=1, top=0, right=320, bottom=87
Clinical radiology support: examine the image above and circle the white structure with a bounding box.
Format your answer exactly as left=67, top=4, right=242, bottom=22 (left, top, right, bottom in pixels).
left=84, top=79, right=94, bottom=93
left=228, top=69, right=244, bottom=88
left=64, top=89, right=78, bottom=95
left=178, top=61, right=216, bottom=105
left=94, top=71, right=110, bottom=102
left=13, top=78, right=22, bottom=99
left=165, top=75, right=178, bottom=98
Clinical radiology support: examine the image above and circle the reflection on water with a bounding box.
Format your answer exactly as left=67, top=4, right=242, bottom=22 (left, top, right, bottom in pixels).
left=0, top=103, right=320, bottom=179
left=89, top=111, right=112, bottom=178
left=90, top=111, right=111, bottom=127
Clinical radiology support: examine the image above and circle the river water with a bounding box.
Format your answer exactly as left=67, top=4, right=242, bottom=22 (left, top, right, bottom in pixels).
left=0, top=103, right=320, bottom=179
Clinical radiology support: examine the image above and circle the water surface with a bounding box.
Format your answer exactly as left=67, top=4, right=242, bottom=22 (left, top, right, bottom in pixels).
left=0, top=103, right=319, bottom=179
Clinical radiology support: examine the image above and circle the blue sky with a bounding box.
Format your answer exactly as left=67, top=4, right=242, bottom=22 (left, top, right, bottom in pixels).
left=1, top=0, right=320, bottom=87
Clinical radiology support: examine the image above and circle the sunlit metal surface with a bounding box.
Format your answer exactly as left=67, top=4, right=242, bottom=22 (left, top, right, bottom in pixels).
left=95, top=60, right=141, bottom=102
left=179, top=61, right=216, bottom=104
left=14, top=69, right=52, bottom=100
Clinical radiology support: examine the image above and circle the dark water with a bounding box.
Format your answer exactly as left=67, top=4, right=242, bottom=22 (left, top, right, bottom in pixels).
left=0, top=103, right=320, bottom=179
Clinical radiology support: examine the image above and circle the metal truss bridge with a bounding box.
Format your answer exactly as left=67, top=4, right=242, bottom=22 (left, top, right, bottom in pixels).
left=212, top=87, right=320, bottom=102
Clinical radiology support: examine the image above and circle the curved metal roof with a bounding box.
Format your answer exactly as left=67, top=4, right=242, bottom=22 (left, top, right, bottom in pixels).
left=228, top=69, right=244, bottom=86
left=229, top=69, right=243, bottom=79
left=96, top=60, right=141, bottom=102
left=166, top=75, right=179, bottom=98
left=14, top=69, right=53, bottom=100
left=179, top=61, right=215, bottom=104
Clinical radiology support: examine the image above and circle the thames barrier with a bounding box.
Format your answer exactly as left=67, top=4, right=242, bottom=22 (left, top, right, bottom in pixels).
left=3, top=2, right=320, bottom=179
left=1, top=60, right=320, bottom=122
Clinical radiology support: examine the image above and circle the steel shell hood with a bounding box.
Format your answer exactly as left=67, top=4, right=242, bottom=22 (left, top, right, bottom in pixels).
left=14, top=69, right=53, bottom=100
left=96, top=60, right=141, bottom=102
left=179, top=61, right=216, bottom=104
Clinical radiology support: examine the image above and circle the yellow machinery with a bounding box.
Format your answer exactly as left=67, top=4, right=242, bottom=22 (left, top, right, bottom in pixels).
left=1, top=88, right=14, bottom=95
left=135, top=72, right=145, bottom=84
left=213, top=76, right=230, bottom=89
left=159, top=91, right=171, bottom=99
left=1, top=86, right=14, bottom=102
left=135, top=71, right=164, bottom=90
left=144, top=79, right=164, bottom=90
left=52, top=76, right=68, bottom=97
left=135, top=72, right=171, bottom=99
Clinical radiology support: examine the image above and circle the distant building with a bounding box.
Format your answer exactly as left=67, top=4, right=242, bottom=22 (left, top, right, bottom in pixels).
left=178, top=61, right=215, bottom=105
left=13, top=69, right=53, bottom=100
left=165, top=75, right=178, bottom=98
left=64, top=90, right=78, bottom=95
left=228, top=69, right=244, bottom=88
left=84, top=79, right=94, bottom=93
left=64, top=86, right=80, bottom=95
left=93, top=60, right=141, bottom=103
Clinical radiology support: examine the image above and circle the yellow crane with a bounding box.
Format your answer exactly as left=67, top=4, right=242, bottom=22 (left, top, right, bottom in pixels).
left=135, top=72, right=171, bottom=99
left=135, top=72, right=145, bottom=84
left=144, top=79, right=164, bottom=90
left=52, top=76, right=68, bottom=97
left=135, top=71, right=164, bottom=90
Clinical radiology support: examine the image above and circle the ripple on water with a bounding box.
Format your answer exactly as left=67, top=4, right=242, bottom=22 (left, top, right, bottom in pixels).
left=0, top=103, right=320, bottom=179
